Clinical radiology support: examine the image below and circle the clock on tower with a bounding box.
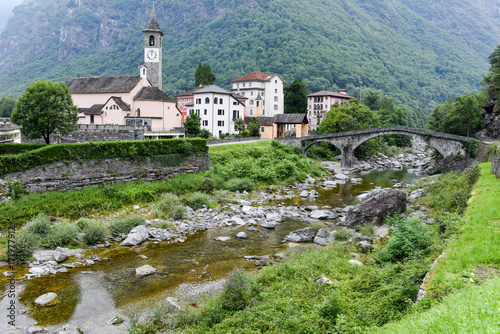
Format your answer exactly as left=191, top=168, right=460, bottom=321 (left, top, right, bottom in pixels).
left=145, top=48, right=159, bottom=62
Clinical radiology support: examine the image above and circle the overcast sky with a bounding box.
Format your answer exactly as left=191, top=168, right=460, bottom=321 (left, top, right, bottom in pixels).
left=0, top=0, right=24, bottom=32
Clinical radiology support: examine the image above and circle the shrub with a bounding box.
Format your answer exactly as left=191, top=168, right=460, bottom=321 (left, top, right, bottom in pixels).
left=26, top=214, right=51, bottom=236
left=75, top=218, right=93, bottom=231
left=151, top=193, right=186, bottom=219
left=224, top=178, right=255, bottom=192
left=82, top=223, right=107, bottom=245
left=44, top=223, right=79, bottom=247
left=334, top=228, right=353, bottom=241
left=5, top=180, right=29, bottom=200
left=378, top=216, right=434, bottom=262
left=183, top=191, right=210, bottom=210
left=316, top=293, right=341, bottom=323
left=109, top=215, right=144, bottom=234
left=199, top=178, right=216, bottom=194
left=199, top=129, right=212, bottom=139
left=220, top=269, right=258, bottom=311
left=8, top=232, right=38, bottom=263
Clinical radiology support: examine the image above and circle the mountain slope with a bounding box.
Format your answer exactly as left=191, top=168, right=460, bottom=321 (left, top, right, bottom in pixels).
left=0, top=0, right=499, bottom=109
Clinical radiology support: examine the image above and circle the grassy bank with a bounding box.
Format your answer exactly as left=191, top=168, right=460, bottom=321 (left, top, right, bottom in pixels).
left=127, top=163, right=497, bottom=333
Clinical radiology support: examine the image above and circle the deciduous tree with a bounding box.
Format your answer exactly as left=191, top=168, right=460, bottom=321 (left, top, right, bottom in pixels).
left=11, top=81, right=78, bottom=144
left=0, top=95, right=16, bottom=117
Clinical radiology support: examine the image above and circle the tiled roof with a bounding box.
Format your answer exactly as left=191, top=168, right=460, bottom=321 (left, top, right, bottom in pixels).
left=194, top=85, right=232, bottom=95
left=244, top=116, right=275, bottom=126
left=231, top=71, right=277, bottom=83
left=83, top=104, right=105, bottom=115
left=134, top=87, right=174, bottom=102
left=67, top=76, right=142, bottom=94
left=274, top=113, right=308, bottom=124
left=308, top=90, right=354, bottom=99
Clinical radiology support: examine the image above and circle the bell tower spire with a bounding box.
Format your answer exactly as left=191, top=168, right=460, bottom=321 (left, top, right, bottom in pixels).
left=143, top=5, right=164, bottom=89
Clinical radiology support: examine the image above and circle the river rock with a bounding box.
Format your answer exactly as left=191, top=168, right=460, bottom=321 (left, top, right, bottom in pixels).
left=323, top=180, right=337, bottom=187
left=230, top=215, right=246, bottom=225
left=357, top=241, right=374, bottom=252
left=350, top=178, right=363, bottom=183
left=28, top=326, right=45, bottom=334
left=314, top=228, right=335, bottom=246
left=335, top=173, right=348, bottom=180
left=409, top=188, right=426, bottom=199
left=299, top=190, right=309, bottom=197
left=266, top=213, right=282, bottom=222
left=135, top=265, right=157, bottom=276
left=316, top=274, right=338, bottom=285
left=343, top=189, right=407, bottom=228
left=348, top=259, right=363, bottom=266
left=59, top=323, right=83, bottom=334
left=236, top=232, right=248, bottom=239
left=260, top=221, right=276, bottom=229
left=121, top=225, right=149, bottom=246
left=283, top=227, right=316, bottom=243
left=165, top=297, right=182, bottom=311
left=34, top=292, right=58, bottom=306
left=107, top=316, right=125, bottom=325
left=214, top=236, right=231, bottom=241
left=309, top=210, right=335, bottom=220
left=33, top=250, right=54, bottom=262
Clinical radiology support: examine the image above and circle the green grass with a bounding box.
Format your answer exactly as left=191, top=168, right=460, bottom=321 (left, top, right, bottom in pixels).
left=374, top=276, right=500, bottom=334
left=426, top=162, right=500, bottom=294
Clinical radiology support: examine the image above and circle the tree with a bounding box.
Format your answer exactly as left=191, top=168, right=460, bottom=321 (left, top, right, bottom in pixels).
left=247, top=117, right=261, bottom=137
left=0, top=95, right=16, bottom=117
left=183, top=112, right=201, bottom=136
left=11, top=80, right=78, bottom=144
left=484, top=44, right=500, bottom=98
left=195, top=62, right=216, bottom=86
left=234, top=118, right=245, bottom=134
left=284, top=79, right=308, bottom=114
left=318, top=99, right=380, bottom=134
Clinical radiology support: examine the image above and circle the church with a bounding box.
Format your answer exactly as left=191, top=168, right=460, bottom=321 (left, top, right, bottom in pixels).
left=67, top=7, right=181, bottom=132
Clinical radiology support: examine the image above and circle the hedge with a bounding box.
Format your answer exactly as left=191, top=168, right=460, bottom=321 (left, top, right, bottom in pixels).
left=0, top=143, right=47, bottom=156
left=0, top=139, right=207, bottom=176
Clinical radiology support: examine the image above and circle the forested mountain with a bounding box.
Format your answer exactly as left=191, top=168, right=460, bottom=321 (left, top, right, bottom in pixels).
left=1, top=0, right=500, bottom=110
left=0, top=0, right=24, bottom=31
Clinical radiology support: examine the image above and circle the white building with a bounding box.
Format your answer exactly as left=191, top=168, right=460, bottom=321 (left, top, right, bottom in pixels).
left=189, top=85, right=245, bottom=137
left=231, top=71, right=284, bottom=117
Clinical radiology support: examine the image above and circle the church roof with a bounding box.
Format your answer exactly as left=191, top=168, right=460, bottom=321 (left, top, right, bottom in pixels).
left=83, top=104, right=105, bottom=115
left=134, top=87, right=174, bottom=102
left=231, top=71, right=279, bottom=83
left=143, top=6, right=164, bottom=36
left=67, top=76, right=143, bottom=94
left=108, top=96, right=131, bottom=111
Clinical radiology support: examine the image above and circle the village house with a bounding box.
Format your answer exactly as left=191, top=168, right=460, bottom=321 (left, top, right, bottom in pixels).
left=187, top=85, right=246, bottom=137
left=231, top=71, right=284, bottom=117
left=66, top=7, right=182, bottom=135
left=307, top=89, right=354, bottom=130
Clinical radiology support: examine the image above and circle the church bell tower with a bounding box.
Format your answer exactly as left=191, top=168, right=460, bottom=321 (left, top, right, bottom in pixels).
left=143, top=6, right=164, bottom=89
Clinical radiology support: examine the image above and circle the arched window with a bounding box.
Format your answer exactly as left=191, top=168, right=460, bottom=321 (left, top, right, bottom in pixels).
left=149, top=35, right=155, bottom=46
left=214, top=97, right=218, bottom=104
left=205, top=97, right=210, bottom=104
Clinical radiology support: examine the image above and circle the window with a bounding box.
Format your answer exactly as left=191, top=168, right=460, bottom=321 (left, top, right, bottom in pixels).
left=241, top=92, right=245, bottom=96
left=249, top=109, right=253, bottom=115
left=275, top=89, right=278, bottom=93
left=251, top=91, right=254, bottom=96
left=203, top=120, right=208, bottom=126
left=233, top=110, right=239, bottom=119
left=256, top=101, right=260, bottom=107
left=243, top=83, right=246, bottom=87
left=204, top=109, right=207, bottom=115
left=149, top=35, right=155, bottom=46
left=205, top=97, right=210, bottom=104
left=196, top=98, right=201, bottom=104
left=196, top=109, right=200, bottom=116
left=214, top=97, right=218, bottom=104
left=261, top=127, right=265, bottom=132
left=218, top=120, right=224, bottom=126
left=233, top=101, right=238, bottom=105
left=249, top=83, right=252, bottom=87
left=217, top=109, right=224, bottom=115
left=237, top=83, right=240, bottom=88
left=220, top=98, right=223, bottom=104
left=90, top=115, right=94, bottom=124
left=274, top=105, right=278, bottom=110
left=274, top=96, right=278, bottom=102
left=275, top=80, right=277, bottom=83
left=136, top=108, right=141, bottom=117
left=249, top=99, right=254, bottom=105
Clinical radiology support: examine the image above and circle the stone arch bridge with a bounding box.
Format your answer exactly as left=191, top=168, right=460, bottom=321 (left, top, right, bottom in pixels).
left=277, top=126, right=472, bottom=167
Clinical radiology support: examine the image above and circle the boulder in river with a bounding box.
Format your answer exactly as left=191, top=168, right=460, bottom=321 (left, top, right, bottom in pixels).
left=283, top=227, right=316, bottom=243
left=314, top=228, right=335, bottom=246
left=135, top=265, right=157, bottom=277
left=59, top=323, right=83, bottom=334
left=121, top=225, right=149, bottom=246
left=34, top=292, right=58, bottom=306
left=343, top=188, right=407, bottom=228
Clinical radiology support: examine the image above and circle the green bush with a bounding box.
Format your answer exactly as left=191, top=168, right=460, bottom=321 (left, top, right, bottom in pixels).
left=316, top=293, right=341, bottom=323
left=334, top=228, right=353, bottom=241
left=220, top=269, right=259, bottom=311
left=224, top=178, right=255, bottom=192
left=44, top=223, right=79, bottom=248
left=0, top=143, right=46, bottom=155
left=183, top=191, right=211, bottom=210
left=199, top=178, right=216, bottom=194
left=26, top=214, right=51, bottom=236
left=109, top=215, right=144, bottom=234
left=151, top=193, right=186, bottom=219
left=82, top=223, right=108, bottom=245
left=5, top=180, right=29, bottom=200
left=378, top=216, right=434, bottom=262
left=463, top=138, right=480, bottom=158
left=75, top=218, right=93, bottom=231
left=8, top=232, right=38, bottom=263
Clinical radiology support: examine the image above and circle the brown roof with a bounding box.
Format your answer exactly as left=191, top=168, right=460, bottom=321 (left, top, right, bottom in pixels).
left=134, top=87, right=174, bottom=102
left=274, top=113, right=308, bottom=124
left=67, top=76, right=142, bottom=94
left=231, top=71, right=278, bottom=83
left=244, top=116, right=274, bottom=126
left=308, top=90, right=354, bottom=99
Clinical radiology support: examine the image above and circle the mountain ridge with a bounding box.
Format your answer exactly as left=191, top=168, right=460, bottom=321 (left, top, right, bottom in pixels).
left=1, top=0, right=500, bottom=109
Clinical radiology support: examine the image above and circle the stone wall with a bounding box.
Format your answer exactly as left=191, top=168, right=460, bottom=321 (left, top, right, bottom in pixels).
left=22, top=124, right=146, bottom=144
left=492, top=152, right=500, bottom=178
left=207, top=136, right=261, bottom=145
left=4, top=153, right=212, bottom=193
